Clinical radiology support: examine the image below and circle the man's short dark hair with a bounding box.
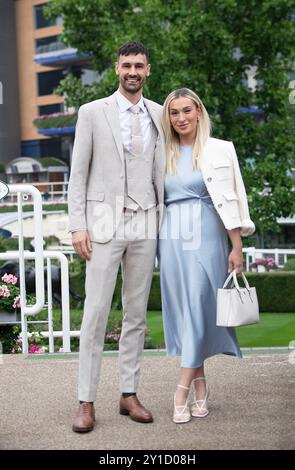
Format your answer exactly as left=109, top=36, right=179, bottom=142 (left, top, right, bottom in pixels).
left=117, top=41, right=149, bottom=60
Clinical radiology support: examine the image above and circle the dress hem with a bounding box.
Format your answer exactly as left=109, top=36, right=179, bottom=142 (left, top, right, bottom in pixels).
left=165, top=350, right=243, bottom=369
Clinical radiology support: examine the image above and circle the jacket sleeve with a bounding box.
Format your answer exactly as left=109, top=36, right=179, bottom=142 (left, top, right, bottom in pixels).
left=229, top=142, right=255, bottom=237
left=68, top=104, right=93, bottom=232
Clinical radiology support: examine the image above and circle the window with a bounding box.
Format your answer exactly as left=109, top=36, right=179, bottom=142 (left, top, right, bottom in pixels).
left=38, top=104, right=64, bottom=116
left=37, top=70, right=64, bottom=96
left=40, top=138, right=62, bottom=159
left=34, top=3, right=63, bottom=29
left=35, top=35, right=63, bottom=54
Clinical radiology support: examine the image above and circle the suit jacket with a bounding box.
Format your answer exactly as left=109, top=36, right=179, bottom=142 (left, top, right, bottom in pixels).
left=199, top=137, right=255, bottom=237
left=68, top=93, right=165, bottom=243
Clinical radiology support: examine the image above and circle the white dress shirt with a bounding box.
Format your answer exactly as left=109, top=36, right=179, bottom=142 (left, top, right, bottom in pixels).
left=115, top=90, right=151, bottom=152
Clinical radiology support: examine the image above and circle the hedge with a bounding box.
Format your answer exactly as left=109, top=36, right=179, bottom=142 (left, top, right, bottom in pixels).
left=71, top=270, right=295, bottom=313
left=284, top=259, right=295, bottom=271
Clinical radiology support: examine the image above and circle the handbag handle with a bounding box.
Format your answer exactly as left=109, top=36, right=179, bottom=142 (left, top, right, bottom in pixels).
left=222, top=270, right=251, bottom=292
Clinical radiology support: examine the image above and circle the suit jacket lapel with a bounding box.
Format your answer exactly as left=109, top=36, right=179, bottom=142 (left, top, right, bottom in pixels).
left=103, top=94, right=124, bottom=163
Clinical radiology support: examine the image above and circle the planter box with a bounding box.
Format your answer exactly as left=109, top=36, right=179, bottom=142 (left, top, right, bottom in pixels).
left=0, top=310, right=21, bottom=324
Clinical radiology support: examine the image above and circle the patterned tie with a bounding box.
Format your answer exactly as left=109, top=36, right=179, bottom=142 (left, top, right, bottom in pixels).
left=129, top=104, right=143, bottom=155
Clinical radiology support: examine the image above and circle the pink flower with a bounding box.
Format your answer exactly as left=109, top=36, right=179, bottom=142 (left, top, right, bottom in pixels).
left=35, top=347, right=46, bottom=354
left=28, top=344, right=47, bottom=354
left=2, top=273, right=18, bottom=285
left=0, top=285, right=10, bottom=297
left=28, top=344, right=39, bottom=354
left=265, top=257, right=277, bottom=269
left=11, top=347, right=22, bottom=354
left=13, top=296, right=21, bottom=309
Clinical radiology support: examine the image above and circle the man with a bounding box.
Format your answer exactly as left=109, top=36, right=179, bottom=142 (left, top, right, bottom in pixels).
left=69, top=41, right=165, bottom=432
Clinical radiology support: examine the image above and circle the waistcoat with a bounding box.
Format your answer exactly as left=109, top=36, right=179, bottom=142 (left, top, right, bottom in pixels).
left=124, top=123, right=157, bottom=210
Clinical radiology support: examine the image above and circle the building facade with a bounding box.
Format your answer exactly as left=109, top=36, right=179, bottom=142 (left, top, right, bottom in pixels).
left=14, top=0, right=95, bottom=166
left=0, top=0, right=21, bottom=167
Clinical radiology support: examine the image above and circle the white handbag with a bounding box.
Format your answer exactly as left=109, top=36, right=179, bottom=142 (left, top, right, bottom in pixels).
left=216, top=270, right=259, bottom=327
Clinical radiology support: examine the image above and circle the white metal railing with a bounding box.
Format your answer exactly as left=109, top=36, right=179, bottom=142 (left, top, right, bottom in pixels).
left=243, top=247, right=295, bottom=271
left=1, top=185, right=45, bottom=353
left=48, top=246, right=295, bottom=272
left=0, top=251, right=71, bottom=353
left=1, top=181, right=69, bottom=204
left=0, top=184, right=71, bottom=353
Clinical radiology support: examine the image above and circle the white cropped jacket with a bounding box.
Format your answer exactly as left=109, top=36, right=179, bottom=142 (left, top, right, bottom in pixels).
left=199, top=137, right=255, bottom=237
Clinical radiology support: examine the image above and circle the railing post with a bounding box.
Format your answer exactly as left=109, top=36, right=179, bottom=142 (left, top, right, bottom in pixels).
left=274, top=249, right=279, bottom=267
left=8, top=184, right=45, bottom=352
left=46, top=258, right=54, bottom=353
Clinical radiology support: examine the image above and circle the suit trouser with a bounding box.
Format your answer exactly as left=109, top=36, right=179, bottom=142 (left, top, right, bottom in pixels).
left=78, top=208, right=157, bottom=402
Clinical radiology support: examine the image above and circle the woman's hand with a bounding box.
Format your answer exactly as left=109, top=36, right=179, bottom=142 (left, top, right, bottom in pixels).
left=227, top=228, right=243, bottom=274
left=228, top=248, right=243, bottom=274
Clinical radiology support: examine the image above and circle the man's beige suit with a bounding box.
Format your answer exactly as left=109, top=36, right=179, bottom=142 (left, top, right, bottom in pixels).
left=68, top=93, right=165, bottom=401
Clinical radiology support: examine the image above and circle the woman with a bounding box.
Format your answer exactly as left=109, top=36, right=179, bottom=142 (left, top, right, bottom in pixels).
left=158, top=88, right=255, bottom=424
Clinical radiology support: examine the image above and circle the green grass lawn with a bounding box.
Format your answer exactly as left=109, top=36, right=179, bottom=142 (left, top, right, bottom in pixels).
left=42, top=309, right=295, bottom=349
left=236, top=313, right=295, bottom=347
left=146, top=312, right=295, bottom=348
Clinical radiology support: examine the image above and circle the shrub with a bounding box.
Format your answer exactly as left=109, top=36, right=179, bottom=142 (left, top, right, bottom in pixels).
left=284, top=259, right=295, bottom=271
left=0, top=325, right=21, bottom=353
left=70, top=270, right=295, bottom=313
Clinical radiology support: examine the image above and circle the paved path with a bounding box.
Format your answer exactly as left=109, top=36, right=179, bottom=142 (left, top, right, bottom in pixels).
left=0, top=352, right=294, bottom=450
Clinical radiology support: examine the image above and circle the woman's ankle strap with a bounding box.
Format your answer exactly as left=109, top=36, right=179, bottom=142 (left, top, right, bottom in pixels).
left=177, top=384, right=190, bottom=391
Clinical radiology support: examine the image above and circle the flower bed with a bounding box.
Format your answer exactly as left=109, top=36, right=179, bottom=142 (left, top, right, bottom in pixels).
left=33, top=112, right=77, bottom=130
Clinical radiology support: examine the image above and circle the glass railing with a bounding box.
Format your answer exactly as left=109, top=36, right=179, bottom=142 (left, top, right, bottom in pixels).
left=35, top=41, right=71, bottom=55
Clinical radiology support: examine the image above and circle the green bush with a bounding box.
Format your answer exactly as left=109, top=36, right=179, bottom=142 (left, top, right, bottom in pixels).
left=148, top=271, right=295, bottom=313
left=284, top=259, right=295, bottom=271
left=242, top=272, right=295, bottom=312
left=0, top=236, right=32, bottom=252
left=0, top=325, right=21, bottom=353
left=145, top=271, right=295, bottom=313
left=69, top=270, right=295, bottom=313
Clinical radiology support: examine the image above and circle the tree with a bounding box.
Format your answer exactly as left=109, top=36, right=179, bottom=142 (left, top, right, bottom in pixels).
left=45, top=0, right=295, bottom=235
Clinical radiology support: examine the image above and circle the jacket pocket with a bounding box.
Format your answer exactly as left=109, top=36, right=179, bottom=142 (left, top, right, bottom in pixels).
left=223, top=191, right=238, bottom=201
left=213, top=160, right=231, bottom=180
left=86, top=191, right=105, bottom=201
left=223, top=191, right=240, bottom=219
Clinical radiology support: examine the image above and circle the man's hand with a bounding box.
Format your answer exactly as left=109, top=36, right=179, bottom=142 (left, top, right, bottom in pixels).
left=228, top=248, right=243, bottom=274
left=72, top=230, right=92, bottom=260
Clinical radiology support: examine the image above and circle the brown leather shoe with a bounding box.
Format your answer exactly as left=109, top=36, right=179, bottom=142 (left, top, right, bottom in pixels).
left=119, top=395, right=153, bottom=423
left=72, top=402, right=95, bottom=433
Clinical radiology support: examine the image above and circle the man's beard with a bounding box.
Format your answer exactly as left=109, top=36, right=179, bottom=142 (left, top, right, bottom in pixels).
left=121, top=76, right=145, bottom=93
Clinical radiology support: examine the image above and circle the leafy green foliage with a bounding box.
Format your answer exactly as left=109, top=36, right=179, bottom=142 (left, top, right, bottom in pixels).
left=0, top=325, right=21, bottom=354
left=284, top=258, right=295, bottom=270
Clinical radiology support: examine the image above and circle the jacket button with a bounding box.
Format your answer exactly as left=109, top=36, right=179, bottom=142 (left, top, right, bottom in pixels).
left=207, top=177, right=212, bottom=182
left=218, top=203, right=222, bottom=208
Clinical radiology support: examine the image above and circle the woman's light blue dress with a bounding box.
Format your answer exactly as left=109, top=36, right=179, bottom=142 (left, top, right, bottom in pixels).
left=158, top=145, right=242, bottom=368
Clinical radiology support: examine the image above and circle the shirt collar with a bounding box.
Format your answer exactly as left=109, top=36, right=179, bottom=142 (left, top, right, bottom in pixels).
left=115, top=90, right=146, bottom=113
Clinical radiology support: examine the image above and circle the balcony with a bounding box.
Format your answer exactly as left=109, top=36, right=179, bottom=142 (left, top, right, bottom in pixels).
left=33, top=112, right=77, bottom=136
left=34, top=41, right=91, bottom=67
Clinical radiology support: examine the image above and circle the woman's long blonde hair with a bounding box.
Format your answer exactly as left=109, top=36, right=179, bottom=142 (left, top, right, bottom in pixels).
left=162, top=88, right=211, bottom=174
